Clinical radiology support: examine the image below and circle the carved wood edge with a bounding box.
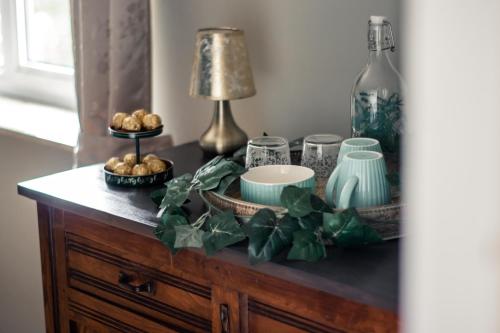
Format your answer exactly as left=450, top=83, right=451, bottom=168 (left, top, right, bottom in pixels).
left=36, top=204, right=58, bottom=333
left=211, top=286, right=245, bottom=333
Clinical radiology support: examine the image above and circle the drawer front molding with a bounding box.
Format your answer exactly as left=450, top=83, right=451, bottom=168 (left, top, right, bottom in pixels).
left=66, top=235, right=211, bottom=299
left=69, top=269, right=212, bottom=331
left=249, top=299, right=344, bottom=333
left=69, top=301, right=147, bottom=333
left=68, top=289, right=193, bottom=333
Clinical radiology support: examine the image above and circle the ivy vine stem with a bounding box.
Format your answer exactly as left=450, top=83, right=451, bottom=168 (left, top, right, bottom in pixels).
left=276, top=210, right=288, bottom=219
left=192, top=198, right=211, bottom=229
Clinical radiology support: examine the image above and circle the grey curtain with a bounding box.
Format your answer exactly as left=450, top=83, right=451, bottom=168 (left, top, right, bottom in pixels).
left=71, top=0, right=172, bottom=166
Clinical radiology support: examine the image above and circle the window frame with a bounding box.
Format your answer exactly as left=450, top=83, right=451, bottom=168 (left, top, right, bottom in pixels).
left=0, top=0, right=76, bottom=110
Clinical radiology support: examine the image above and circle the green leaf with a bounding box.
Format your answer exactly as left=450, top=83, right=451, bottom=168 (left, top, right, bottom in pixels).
left=287, top=230, right=326, bottom=262
left=158, top=173, right=193, bottom=214
left=192, top=210, right=211, bottom=230
left=244, top=209, right=300, bottom=264
left=196, top=159, right=245, bottom=191
left=193, top=156, right=224, bottom=180
left=167, top=173, right=193, bottom=186
left=322, top=211, right=348, bottom=236
left=150, top=188, right=167, bottom=206
left=310, top=194, right=333, bottom=213
left=323, top=208, right=382, bottom=247
left=202, top=211, right=246, bottom=256
left=152, top=188, right=190, bottom=207
left=280, top=186, right=314, bottom=218
left=174, top=225, right=205, bottom=248
left=215, top=172, right=243, bottom=195
left=297, top=212, right=323, bottom=230
left=290, top=194, right=331, bottom=230
left=336, top=222, right=382, bottom=248
left=154, top=214, right=188, bottom=254
left=163, top=206, right=188, bottom=218
left=230, top=147, right=247, bottom=166
left=232, top=145, right=247, bottom=159
left=353, top=92, right=402, bottom=153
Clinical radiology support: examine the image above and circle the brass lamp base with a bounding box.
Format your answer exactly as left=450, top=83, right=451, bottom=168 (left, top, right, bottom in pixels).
left=199, top=100, right=248, bottom=155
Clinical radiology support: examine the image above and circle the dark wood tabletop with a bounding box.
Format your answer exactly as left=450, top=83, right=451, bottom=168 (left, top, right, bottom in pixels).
left=18, top=141, right=399, bottom=314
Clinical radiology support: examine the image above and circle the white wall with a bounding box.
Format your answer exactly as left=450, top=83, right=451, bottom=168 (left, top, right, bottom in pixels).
left=403, top=0, right=500, bottom=332
left=0, top=133, right=73, bottom=333
left=151, top=0, right=400, bottom=145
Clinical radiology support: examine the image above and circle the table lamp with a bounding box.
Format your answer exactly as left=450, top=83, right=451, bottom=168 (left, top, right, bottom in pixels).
left=189, top=27, right=256, bottom=155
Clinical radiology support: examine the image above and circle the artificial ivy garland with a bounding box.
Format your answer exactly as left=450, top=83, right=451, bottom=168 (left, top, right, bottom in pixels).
left=152, top=156, right=382, bottom=264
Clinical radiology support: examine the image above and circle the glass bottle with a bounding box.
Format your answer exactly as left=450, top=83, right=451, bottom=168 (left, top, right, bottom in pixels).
left=351, top=16, right=403, bottom=161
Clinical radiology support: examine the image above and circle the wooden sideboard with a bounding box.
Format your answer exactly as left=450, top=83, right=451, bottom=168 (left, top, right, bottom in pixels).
left=18, top=142, right=399, bottom=333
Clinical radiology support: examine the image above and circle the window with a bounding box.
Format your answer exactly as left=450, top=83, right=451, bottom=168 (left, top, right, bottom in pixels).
left=0, top=0, right=75, bottom=109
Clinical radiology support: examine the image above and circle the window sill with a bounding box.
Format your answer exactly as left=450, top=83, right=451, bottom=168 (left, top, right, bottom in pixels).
left=0, top=96, right=79, bottom=151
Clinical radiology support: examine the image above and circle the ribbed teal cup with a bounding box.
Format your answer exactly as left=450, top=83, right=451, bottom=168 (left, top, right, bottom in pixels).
left=336, top=138, right=382, bottom=164
left=326, top=151, right=390, bottom=209
left=240, top=165, right=316, bottom=206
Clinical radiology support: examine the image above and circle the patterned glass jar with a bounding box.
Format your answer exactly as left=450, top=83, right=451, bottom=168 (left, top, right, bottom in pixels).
left=300, top=134, right=343, bottom=179
left=245, top=136, right=291, bottom=169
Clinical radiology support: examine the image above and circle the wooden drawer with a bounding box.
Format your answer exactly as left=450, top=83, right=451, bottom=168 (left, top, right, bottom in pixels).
left=247, top=299, right=344, bottom=333
left=68, top=288, right=180, bottom=333
left=66, top=233, right=212, bottom=333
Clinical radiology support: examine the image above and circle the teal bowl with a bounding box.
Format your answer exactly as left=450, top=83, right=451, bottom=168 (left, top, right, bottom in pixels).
left=240, top=165, right=316, bottom=206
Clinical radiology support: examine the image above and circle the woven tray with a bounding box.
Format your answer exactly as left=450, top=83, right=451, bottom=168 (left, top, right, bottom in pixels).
left=201, top=181, right=402, bottom=240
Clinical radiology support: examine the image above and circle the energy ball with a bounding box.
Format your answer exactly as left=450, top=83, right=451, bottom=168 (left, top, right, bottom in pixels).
left=105, top=157, right=120, bottom=171
left=142, top=154, right=159, bottom=163
left=132, top=109, right=148, bottom=123
left=146, top=159, right=167, bottom=174
left=132, top=163, right=151, bottom=176
left=142, top=114, right=162, bottom=130
left=123, top=153, right=137, bottom=166
left=111, top=112, right=128, bottom=129
left=113, top=162, right=132, bottom=175
left=122, top=116, right=141, bottom=131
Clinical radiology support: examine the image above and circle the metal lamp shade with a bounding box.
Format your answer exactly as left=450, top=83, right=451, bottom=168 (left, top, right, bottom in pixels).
left=189, top=28, right=256, bottom=100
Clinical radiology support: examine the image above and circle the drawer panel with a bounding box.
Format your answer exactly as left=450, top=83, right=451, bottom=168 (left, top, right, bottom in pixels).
left=248, top=299, right=344, bottom=333
left=66, top=234, right=211, bottom=332
left=249, top=313, right=306, bottom=333
left=68, top=289, right=180, bottom=333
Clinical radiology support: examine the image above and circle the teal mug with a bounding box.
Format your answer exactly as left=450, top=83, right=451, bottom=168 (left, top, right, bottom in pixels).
left=326, top=151, right=390, bottom=209
left=337, top=137, right=382, bottom=164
